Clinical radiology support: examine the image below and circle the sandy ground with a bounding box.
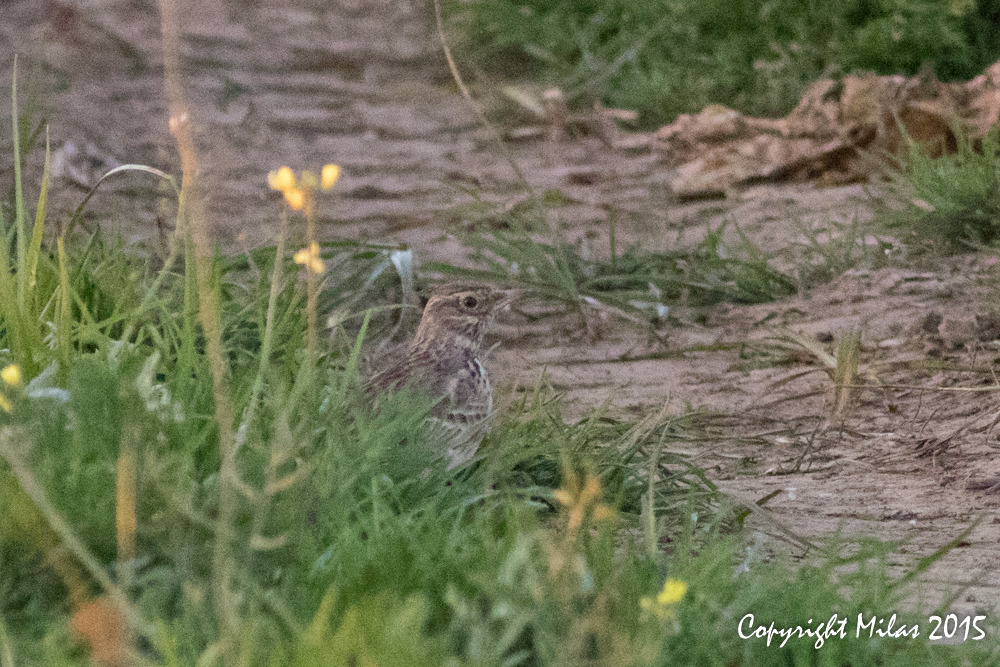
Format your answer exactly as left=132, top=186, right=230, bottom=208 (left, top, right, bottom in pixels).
left=3, top=0, right=1000, bottom=615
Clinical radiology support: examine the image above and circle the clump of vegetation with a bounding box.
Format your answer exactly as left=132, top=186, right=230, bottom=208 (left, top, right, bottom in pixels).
left=450, top=0, right=1000, bottom=127
left=783, top=213, right=896, bottom=289
left=427, top=221, right=796, bottom=337
left=883, top=127, right=1000, bottom=251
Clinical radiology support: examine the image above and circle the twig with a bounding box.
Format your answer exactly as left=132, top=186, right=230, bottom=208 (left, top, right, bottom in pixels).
left=432, top=0, right=540, bottom=215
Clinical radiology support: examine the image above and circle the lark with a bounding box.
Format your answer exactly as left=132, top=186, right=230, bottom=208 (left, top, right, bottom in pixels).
left=365, top=284, right=511, bottom=469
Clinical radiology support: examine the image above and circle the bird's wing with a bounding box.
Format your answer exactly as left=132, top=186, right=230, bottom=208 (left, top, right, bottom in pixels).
left=428, top=357, right=492, bottom=468
left=363, top=353, right=433, bottom=398
left=364, top=352, right=492, bottom=469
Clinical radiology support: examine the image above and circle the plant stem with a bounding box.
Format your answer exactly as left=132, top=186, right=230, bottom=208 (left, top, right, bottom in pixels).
left=305, top=195, right=318, bottom=361
left=159, top=0, right=240, bottom=651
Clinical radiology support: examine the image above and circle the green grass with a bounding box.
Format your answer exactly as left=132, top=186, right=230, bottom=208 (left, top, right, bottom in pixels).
left=882, top=127, right=1000, bottom=252
left=1, top=69, right=998, bottom=667
left=778, top=212, right=897, bottom=290
left=426, top=221, right=796, bottom=340
left=450, top=0, right=1000, bottom=128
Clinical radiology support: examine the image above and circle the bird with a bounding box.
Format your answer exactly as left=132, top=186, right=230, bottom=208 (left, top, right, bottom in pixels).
left=364, top=283, right=512, bottom=469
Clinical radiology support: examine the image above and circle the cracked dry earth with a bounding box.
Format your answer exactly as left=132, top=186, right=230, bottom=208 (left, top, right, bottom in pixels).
left=4, top=0, right=1000, bottom=613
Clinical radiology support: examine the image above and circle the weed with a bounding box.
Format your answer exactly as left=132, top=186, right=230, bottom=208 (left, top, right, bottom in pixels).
left=428, top=221, right=795, bottom=338
left=784, top=213, right=896, bottom=289
left=760, top=328, right=877, bottom=422
left=883, top=126, right=1000, bottom=252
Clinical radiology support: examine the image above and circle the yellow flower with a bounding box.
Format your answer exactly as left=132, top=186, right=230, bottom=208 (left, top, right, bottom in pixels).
left=283, top=187, right=306, bottom=211
left=656, top=579, right=687, bottom=605
left=321, top=164, right=341, bottom=190
left=268, top=166, right=296, bottom=192
left=294, top=242, right=325, bottom=274
left=640, top=579, right=687, bottom=621
left=270, top=164, right=340, bottom=211
left=0, top=394, right=10, bottom=413
left=1, top=364, right=22, bottom=386
left=270, top=164, right=340, bottom=206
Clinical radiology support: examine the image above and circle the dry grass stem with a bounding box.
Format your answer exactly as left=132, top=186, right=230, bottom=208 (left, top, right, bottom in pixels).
left=159, top=0, right=241, bottom=647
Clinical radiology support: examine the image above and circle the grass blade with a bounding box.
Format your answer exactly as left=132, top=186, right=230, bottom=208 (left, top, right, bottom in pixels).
left=25, top=127, right=51, bottom=312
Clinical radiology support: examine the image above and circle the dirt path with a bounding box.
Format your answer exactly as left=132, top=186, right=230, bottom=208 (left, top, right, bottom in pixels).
left=4, top=0, right=1000, bottom=612
left=496, top=248, right=1000, bottom=613
left=1, top=0, right=664, bottom=253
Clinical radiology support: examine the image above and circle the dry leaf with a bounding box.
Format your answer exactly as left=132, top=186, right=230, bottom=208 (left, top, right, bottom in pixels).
left=649, top=59, right=1000, bottom=195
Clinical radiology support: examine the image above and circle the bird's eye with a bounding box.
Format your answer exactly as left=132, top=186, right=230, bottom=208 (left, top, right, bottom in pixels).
left=461, top=295, right=479, bottom=309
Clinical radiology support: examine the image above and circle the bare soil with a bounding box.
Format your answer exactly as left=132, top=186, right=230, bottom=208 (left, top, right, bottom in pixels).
left=4, top=0, right=1000, bottom=614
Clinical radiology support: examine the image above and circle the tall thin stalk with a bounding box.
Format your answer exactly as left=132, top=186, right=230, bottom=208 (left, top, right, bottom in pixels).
left=304, top=195, right=318, bottom=360
left=158, top=0, right=240, bottom=649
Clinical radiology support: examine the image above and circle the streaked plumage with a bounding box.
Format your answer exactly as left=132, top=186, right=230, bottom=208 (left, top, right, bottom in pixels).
left=365, top=284, right=509, bottom=468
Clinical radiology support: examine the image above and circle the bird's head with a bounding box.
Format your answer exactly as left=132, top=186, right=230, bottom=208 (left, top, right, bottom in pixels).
left=411, top=284, right=513, bottom=352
